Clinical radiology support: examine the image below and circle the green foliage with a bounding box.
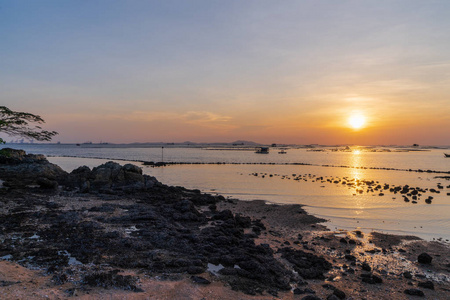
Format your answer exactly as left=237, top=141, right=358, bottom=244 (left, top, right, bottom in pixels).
left=0, top=148, right=12, bottom=157
left=0, top=106, right=58, bottom=143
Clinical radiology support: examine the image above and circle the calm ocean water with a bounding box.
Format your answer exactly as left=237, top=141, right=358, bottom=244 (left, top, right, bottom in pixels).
left=5, top=144, right=450, bottom=241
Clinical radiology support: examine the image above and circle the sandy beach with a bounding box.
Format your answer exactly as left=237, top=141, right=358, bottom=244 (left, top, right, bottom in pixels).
left=1, top=197, right=449, bottom=299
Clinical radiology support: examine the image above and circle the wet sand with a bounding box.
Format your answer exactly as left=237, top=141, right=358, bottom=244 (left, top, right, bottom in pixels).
left=217, top=199, right=450, bottom=299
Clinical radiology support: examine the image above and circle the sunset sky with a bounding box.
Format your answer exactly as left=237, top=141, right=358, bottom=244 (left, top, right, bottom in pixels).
left=2, top=1, right=450, bottom=145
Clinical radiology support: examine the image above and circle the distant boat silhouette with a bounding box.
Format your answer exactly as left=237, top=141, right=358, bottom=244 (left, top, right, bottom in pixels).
left=278, top=149, right=287, bottom=154
left=255, top=147, right=269, bottom=154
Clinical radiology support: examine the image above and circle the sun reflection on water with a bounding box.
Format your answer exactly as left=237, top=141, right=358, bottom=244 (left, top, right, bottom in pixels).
left=350, top=149, right=363, bottom=179
left=349, top=150, right=365, bottom=211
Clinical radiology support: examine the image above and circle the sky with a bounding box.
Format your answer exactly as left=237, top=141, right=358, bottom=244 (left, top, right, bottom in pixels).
left=1, top=0, right=450, bottom=145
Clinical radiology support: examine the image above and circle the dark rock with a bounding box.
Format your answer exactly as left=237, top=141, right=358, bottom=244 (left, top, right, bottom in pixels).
left=344, top=254, right=356, bottom=261
left=418, top=281, right=434, bottom=290
left=36, top=177, right=59, bottom=189
left=361, top=273, right=383, bottom=284
left=302, top=296, right=321, bottom=300
left=361, top=262, right=371, bottom=271
left=0, top=280, right=20, bottom=287
left=52, top=273, right=68, bottom=285
left=0, top=149, right=68, bottom=189
left=279, top=247, right=332, bottom=279
left=333, top=288, right=346, bottom=299
left=235, top=214, right=251, bottom=228
left=213, top=209, right=234, bottom=221
left=219, top=267, right=238, bottom=275
left=82, top=270, right=142, bottom=292
left=65, top=161, right=159, bottom=193
left=190, top=276, right=211, bottom=284
left=187, top=266, right=205, bottom=274
left=418, top=253, right=432, bottom=264
left=404, top=288, right=424, bottom=296
left=322, top=283, right=336, bottom=290
left=403, top=271, right=413, bottom=279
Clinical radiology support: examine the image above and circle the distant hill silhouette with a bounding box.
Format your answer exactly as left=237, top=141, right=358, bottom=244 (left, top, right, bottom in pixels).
left=231, top=140, right=259, bottom=145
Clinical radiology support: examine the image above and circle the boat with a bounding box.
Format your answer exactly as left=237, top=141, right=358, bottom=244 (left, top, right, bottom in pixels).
left=278, top=149, right=287, bottom=154
left=255, top=147, right=269, bottom=154
left=445, top=153, right=450, bottom=158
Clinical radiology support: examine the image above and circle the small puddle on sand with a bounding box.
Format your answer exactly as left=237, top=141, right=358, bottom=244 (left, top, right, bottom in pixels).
left=58, top=250, right=83, bottom=266
left=207, top=263, right=225, bottom=275
left=207, top=263, right=241, bottom=276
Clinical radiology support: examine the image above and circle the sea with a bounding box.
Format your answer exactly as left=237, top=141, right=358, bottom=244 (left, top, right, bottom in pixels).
left=4, top=143, right=450, bottom=241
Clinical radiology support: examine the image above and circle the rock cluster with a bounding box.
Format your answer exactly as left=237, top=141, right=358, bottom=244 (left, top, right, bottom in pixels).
left=65, top=161, right=159, bottom=193
left=0, top=150, right=333, bottom=296
left=0, top=148, right=67, bottom=189
left=248, top=171, right=450, bottom=205
left=0, top=149, right=160, bottom=194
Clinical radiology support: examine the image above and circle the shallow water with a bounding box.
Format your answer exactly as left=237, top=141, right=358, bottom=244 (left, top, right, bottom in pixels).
left=142, top=163, right=450, bottom=241
left=6, top=144, right=450, bottom=241
left=7, top=144, right=450, bottom=172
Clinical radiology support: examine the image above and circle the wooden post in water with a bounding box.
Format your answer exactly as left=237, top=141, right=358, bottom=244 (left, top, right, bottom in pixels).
left=161, top=146, right=164, bottom=164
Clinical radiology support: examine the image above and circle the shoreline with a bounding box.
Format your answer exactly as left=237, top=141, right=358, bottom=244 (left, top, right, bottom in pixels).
left=47, top=155, right=450, bottom=241
left=0, top=150, right=449, bottom=299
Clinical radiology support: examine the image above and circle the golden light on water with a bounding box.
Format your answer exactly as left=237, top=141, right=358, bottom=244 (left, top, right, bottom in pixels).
left=348, top=114, right=366, bottom=130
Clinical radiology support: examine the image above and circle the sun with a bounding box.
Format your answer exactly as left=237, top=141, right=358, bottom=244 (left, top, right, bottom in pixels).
left=348, top=114, right=366, bottom=130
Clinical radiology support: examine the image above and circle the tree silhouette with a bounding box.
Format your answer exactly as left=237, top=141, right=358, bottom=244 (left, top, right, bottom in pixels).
left=0, top=106, right=58, bottom=143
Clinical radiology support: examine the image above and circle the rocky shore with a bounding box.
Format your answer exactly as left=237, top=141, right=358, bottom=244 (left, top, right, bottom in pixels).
left=0, top=149, right=449, bottom=299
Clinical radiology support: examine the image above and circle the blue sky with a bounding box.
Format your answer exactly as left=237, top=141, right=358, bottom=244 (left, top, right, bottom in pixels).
left=2, top=1, right=450, bottom=144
